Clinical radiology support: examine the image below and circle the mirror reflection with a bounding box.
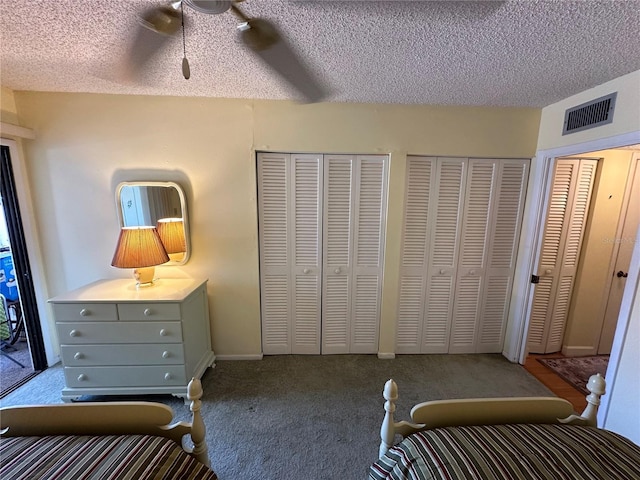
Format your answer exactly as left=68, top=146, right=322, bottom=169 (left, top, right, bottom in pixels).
left=116, top=181, right=190, bottom=265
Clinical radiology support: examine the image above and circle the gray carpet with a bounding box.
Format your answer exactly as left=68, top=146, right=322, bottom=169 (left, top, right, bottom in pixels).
left=0, top=340, right=34, bottom=397
left=0, top=354, right=554, bottom=480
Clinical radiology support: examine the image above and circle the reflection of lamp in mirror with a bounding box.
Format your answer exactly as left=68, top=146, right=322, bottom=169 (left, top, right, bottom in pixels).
left=156, top=218, right=186, bottom=262
left=111, top=227, right=170, bottom=287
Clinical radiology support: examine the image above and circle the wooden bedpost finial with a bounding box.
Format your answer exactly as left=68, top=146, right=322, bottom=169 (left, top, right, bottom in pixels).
left=580, top=373, right=606, bottom=427
left=380, top=379, right=398, bottom=459
left=186, top=378, right=209, bottom=467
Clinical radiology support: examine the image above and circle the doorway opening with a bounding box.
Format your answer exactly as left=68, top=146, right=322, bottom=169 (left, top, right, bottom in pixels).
left=0, top=144, right=47, bottom=398
left=526, top=145, right=639, bottom=356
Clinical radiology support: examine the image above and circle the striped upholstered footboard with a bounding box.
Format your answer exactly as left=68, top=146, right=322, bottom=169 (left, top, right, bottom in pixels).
left=370, top=424, right=640, bottom=480
left=0, top=434, right=217, bottom=480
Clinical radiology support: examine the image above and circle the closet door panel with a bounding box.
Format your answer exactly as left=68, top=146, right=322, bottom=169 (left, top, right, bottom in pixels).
left=397, top=157, right=435, bottom=353
left=258, top=153, right=292, bottom=354
left=422, top=158, right=466, bottom=353
left=351, top=156, right=387, bottom=353
left=322, top=155, right=353, bottom=354
left=477, top=160, right=529, bottom=352
left=450, top=160, right=495, bottom=353
left=291, top=154, right=323, bottom=354
left=528, top=158, right=597, bottom=353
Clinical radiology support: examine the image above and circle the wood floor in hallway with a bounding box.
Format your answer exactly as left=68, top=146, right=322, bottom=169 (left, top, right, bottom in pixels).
left=523, top=353, right=587, bottom=413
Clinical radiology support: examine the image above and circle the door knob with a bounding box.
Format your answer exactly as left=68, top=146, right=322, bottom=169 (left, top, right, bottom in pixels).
left=616, top=271, right=628, bottom=278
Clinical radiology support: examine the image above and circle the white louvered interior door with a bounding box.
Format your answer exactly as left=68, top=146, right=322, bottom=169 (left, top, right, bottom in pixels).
left=291, top=154, right=323, bottom=354
left=322, top=155, right=354, bottom=354
left=259, top=152, right=387, bottom=355
left=476, top=159, right=529, bottom=352
left=258, top=153, right=292, bottom=354
left=449, top=159, right=496, bottom=353
left=527, top=158, right=597, bottom=354
left=396, top=157, right=436, bottom=353
left=322, top=155, right=388, bottom=354
left=350, top=155, right=388, bottom=353
left=397, top=156, right=529, bottom=354
left=423, top=158, right=467, bottom=353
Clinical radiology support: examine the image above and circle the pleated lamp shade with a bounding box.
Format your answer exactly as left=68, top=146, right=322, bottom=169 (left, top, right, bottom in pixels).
left=156, top=218, right=186, bottom=261
left=111, top=226, right=169, bottom=286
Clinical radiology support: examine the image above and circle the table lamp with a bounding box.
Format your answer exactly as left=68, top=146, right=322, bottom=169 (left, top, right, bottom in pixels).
left=111, top=226, right=170, bottom=287
left=156, top=218, right=186, bottom=262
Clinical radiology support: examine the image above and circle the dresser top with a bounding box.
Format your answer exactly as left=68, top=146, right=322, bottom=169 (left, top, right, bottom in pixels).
left=48, top=278, right=208, bottom=303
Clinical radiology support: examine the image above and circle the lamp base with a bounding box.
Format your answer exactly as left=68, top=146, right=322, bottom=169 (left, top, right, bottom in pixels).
left=133, top=266, right=156, bottom=288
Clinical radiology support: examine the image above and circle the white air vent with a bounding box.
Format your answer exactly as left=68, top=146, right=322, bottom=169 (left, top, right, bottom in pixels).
left=563, top=93, right=617, bottom=135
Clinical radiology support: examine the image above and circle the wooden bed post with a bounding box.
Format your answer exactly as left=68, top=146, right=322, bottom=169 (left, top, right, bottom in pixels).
left=380, top=379, right=398, bottom=458
left=580, top=373, right=606, bottom=427
left=187, top=378, right=210, bottom=467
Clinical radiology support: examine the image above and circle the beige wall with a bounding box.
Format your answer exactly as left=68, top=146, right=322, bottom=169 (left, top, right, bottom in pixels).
left=11, top=91, right=540, bottom=358
left=537, top=70, right=640, bottom=151
left=563, top=149, right=635, bottom=353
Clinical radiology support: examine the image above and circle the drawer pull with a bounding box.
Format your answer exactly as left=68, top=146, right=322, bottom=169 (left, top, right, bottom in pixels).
left=80, top=309, right=90, bottom=316
left=162, top=351, right=171, bottom=359
left=164, top=373, right=172, bottom=381
left=144, top=308, right=153, bottom=316
left=77, top=374, right=87, bottom=381
left=69, top=329, right=79, bottom=337
left=74, top=352, right=84, bottom=360
left=159, top=329, right=168, bottom=337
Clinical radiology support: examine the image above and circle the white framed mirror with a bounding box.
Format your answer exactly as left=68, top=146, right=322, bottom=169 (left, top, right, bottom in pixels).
left=115, top=181, right=190, bottom=265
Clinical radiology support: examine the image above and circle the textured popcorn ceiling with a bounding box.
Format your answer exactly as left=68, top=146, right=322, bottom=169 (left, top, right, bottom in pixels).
left=1, top=0, right=639, bottom=107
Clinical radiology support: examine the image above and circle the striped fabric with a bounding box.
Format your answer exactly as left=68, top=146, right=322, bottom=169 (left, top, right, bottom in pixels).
left=0, top=434, right=217, bottom=480
left=369, top=424, right=640, bottom=480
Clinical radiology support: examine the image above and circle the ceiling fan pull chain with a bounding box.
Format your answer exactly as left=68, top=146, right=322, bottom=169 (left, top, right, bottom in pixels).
left=181, top=2, right=191, bottom=79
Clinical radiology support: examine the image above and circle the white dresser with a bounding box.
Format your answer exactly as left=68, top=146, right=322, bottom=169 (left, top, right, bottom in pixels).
left=49, top=278, right=215, bottom=402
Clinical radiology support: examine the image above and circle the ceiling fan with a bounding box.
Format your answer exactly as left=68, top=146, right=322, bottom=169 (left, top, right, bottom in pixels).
left=123, top=0, right=327, bottom=103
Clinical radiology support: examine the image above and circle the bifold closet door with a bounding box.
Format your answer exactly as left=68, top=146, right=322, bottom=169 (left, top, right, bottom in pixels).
left=451, top=159, right=529, bottom=353
left=396, top=156, right=529, bottom=354
left=527, top=158, right=598, bottom=354
left=322, top=155, right=388, bottom=354
left=258, top=152, right=323, bottom=354
left=258, top=152, right=387, bottom=355
left=396, top=157, right=467, bottom=353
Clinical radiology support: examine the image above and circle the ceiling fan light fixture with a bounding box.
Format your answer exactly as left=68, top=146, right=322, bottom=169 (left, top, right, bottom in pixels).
left=183, top=0, right=233, bottom=15
left=141, top=6, right=181, bottom=35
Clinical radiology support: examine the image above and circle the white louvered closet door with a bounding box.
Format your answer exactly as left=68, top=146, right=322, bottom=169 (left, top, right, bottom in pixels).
left=527, top=158, right=598, bottom=354
left=258, top=152, right=323, bottom=354
left=397, top=156, right=529, bottom=354
left=322, top=155, right=388, bottom=354
left=449, top=159, right=496, bottom=353
left=396, top=157, right=436, bottom=353
left=423, top=158, right=467, bottom=353
left=476, top=159, right=529, bottom=352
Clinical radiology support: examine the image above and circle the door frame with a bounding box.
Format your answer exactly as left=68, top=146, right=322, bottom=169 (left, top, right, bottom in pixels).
left=503, top=129, right=640, bottom=426
left=0, top=137, right=57, bottom=366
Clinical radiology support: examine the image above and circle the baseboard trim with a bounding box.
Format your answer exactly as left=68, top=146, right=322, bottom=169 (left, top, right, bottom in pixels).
left=561, top=346, right=597, bottom=357
left=378, top=352, right=396, bottom=359
left=215, top=354, right=264, bottom=361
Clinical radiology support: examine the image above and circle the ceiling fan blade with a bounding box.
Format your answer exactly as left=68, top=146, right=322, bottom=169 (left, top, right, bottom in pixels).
left=237, top=17, right=327, bottom=103
left=120, top=5, right=181, bottom=80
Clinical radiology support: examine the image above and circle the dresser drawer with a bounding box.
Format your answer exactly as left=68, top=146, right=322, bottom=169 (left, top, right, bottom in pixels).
left=52, top=303, right=117, bottom=322
left=64, top=365, right=187, bottom=388
left=61, top=344, right=185, bottom=366
left=56, top=321, right=183, bottom=344
left=118, top=303, right=181, bottom=321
